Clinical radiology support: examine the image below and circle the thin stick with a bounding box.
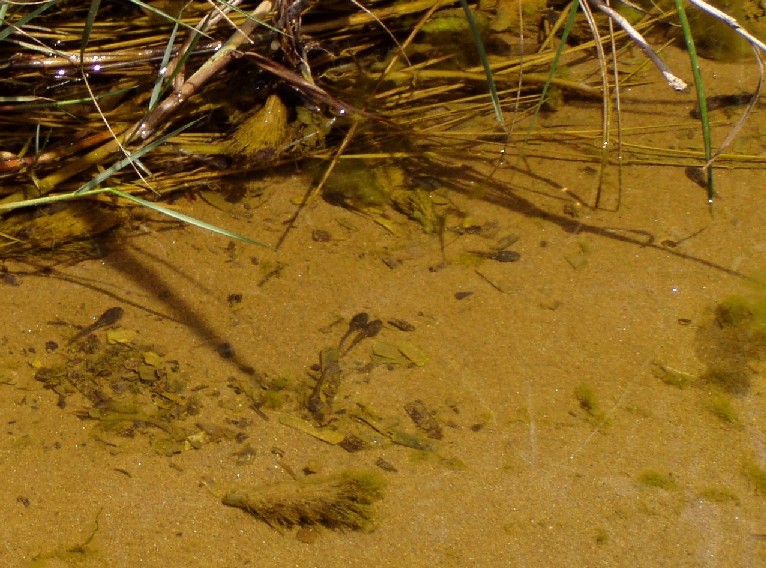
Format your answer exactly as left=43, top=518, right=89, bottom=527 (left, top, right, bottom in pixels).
left=591, top=0, right=688, bottom=91
left=139, top=0, right=272, bottom=140
left=706, top=48, right=763, bottom=167
left=687, top=0, right=766, bottom=54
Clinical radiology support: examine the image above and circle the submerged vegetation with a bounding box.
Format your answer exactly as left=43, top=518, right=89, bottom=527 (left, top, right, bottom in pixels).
left=695, top=281, right=766, bottom=395
left=637, top=469, right=677, bottom=490
left=573, top=382, right=607, bottom=424
left=742, top=458, right=766, bottom=495
left=222, top=470, right=387, bottom=530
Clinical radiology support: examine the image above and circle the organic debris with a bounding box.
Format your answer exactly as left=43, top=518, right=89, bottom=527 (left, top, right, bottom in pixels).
left=404, top=399, right=443, bottom=440
left=34, top=318, right=199, bottom=454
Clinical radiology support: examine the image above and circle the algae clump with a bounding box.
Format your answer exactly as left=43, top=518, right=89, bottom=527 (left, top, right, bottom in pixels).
left=743, top=458, right=766, bottom=495
left=705, top=395, right=739, bottom=425
left=321, top=161, right=390, bottom=213
left=573, top=383, right=607, bottom=424
left=695, top=281, right=766, bottom=395
left=637, top=469, right=677, bottom=490
left=222, top=470, right=386, bottom=531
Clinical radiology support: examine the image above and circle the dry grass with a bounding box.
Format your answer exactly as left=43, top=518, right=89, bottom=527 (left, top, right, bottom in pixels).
left=0, top=0, right=762, bottom=257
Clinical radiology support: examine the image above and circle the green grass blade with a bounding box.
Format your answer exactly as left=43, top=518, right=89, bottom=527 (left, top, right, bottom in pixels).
left=149, top=20, right=182, bottom=110
left=127, top=0, right=211, bottom=35
left=674, top=0, right=715, bottom=204
left=516, top=0, right=580, bottom=163
left=458, top=0, right=504, bottom=126
left=151, top=25, right=204, bottom=111
left=104, top=189, right=273, bottom=249
left=81, top=0, right=101, bottom=59
left=0, top=186, right=272, bottom=249
left=216, top=0, right=280, bottom=36
left=0, top=191, right=88, bottom=213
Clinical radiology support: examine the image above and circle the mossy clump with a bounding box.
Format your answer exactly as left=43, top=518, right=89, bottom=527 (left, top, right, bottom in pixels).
left=686, top=0, right=752, bottom=61
left=705, top=395, right=739, bottom=425
left=260, top=389, right=287, bottom=410
left=321, top=160, right=390, bottom=212
left=742, top=459, right=766, bottom=495
left=574, top=384, right=598, bottom=413
left=713, top=288, right=766, bottom=341
left=697, top=487, right=740, bottom=504
left=595, top=526, right=609, bottom=545
left=637, top=469, right=677, bottom=490
left=418, top=8, right=490, bottom=66
left=715, top=295, right=756, bottom=328
left=226, top=94, right=289, bottom=159
left=630, top=0, right=752, bottom=61
left=573, top=383, right=608, bottom=424
left=259, top=375, right=292, bottom=410
left=695, top=284, right=766, bottom=395
left=222, top=470, right=387, bottom=531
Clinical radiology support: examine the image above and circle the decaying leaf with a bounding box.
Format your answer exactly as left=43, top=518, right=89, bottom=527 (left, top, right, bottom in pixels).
left=278, top=413, right=345, bottom=445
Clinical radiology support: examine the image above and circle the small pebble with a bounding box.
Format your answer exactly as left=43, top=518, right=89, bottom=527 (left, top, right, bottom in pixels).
left=296, top=527, right=319, bottom=544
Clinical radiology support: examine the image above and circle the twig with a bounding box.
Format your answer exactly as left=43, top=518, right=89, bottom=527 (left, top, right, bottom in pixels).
left=687, top=0, right=766, bottom=54
left=139, top=0, right=272, bottom=140
left=589, top=0, right=688, bottom=91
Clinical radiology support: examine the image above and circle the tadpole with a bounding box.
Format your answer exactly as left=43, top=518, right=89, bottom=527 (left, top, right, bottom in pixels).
left=338, top=312, right=369, bottom=350
left=341, top=318, right=383, bottom=356
left=67, top=306, right=124, bottom=345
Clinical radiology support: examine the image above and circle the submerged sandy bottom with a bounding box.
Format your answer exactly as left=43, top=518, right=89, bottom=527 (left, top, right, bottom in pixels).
left=2, top=55, right=766, bottom=567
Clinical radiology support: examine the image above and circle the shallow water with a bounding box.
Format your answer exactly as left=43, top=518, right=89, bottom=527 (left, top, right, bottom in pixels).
left=2, top=46, right=766, bottom=567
